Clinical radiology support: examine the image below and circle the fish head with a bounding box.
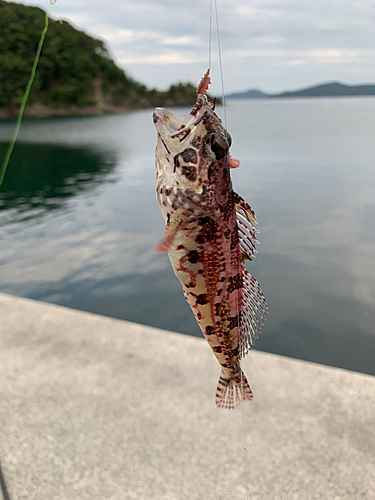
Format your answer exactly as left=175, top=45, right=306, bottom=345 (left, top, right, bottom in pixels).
left=153, top=94, right=232, bottom=203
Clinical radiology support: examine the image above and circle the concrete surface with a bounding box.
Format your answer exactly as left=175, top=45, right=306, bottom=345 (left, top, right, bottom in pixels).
left=0, top=292, right=374, bottom=500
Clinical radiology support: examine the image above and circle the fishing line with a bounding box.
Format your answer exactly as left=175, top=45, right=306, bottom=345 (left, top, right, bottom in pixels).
left=208, top=0, right=213, bottom=72
left=0, top=3, right=54, bottom=189
left=209, top=2, right=248, bottom=498
left=211, top=2, right=248, bottom=498
left=241, top=369, right=249, bottom=500
left=213, top=0, right=227, bottom=131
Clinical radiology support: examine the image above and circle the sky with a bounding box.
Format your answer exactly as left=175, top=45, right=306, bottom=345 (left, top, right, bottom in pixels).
left=10, top=0, right=375, bottom=94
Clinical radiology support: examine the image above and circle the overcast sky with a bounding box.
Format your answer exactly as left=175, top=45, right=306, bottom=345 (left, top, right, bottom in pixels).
left=11, top=0, right=375, bottom=94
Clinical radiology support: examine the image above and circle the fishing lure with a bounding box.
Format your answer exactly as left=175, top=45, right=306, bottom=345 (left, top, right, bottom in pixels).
left=154, top=70, right=268, bottom=408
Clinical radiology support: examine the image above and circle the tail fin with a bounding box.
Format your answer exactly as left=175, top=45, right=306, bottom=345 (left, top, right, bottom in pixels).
left=215, top=371, right=253, bottom=409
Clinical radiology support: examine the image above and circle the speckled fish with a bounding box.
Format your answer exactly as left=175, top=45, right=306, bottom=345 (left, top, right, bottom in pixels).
left=153, top=71, right=268, bottom=409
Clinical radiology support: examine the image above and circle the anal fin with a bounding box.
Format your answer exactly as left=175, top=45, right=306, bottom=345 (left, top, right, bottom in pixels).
left=239, top=264, right=268, bottom=358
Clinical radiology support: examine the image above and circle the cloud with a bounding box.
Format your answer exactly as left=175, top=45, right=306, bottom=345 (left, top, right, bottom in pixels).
left=9, top=0, right=375, bottom=93
left=118, top=53, right=202, bottom=65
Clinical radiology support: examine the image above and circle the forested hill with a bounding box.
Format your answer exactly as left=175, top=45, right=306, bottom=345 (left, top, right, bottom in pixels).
left=0, top=0, right=199, bottom=118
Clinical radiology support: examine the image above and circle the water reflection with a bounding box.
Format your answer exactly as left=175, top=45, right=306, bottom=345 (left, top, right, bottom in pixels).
left=0, top=101, right=374, bottom=378
left=0, top=142, right=118, bottom=225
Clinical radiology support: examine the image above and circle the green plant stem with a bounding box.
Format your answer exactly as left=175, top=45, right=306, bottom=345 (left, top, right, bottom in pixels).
left=0, top=11, right=49, bottom=188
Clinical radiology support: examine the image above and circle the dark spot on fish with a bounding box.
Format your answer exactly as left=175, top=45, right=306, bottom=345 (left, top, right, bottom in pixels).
left=167, top=213, right=170, bottom=224
left=177, top=245, right=184, bottom=250
left=195, top=234, right=204, bottom=244
left=182, top=148, right=198, bottom=164
left=187, top=250, right=200, bottom=264
left=232, top=346, right=239, bottom=357
left=196, top=294, right=208, bottom=305
left=197, top=312, right=202, bottom=319
left=217, top=289, right=222, bottom=297
left=198, top=216, right=210, bottom=226
left=182, top=166, right=197, bottom=182
left=160, top=137, right=171, bottom=154
left=185, top=283, right=195, bottom=288
left=190, top=102, right=200, bottom=116
left=220, top=277, right=225, bottom=282
left=230, top=230, right=239, bottom=250
left=165, top=188, right=171, bottom=196
left=228, top=314, right=240, bottom=330
left=198, top=269, right=203, bottom=274
left=205, top=325, right=215, bottom=336
left=227, top=273, right=242, bottom=293
left=220, top=341, right=224, bottom=345
left=213, top=346, right=222, bottom=353
left=173, top=156, right=180, bottom=173
left=224, top=229, right=230, bottom=239
left=179, top=128, right=191, bottom=141
left=153, top=113, right=158, bottom=123
left=160, top=187, right=163, bottom=194
left=215, top=303, right=221, bottom=316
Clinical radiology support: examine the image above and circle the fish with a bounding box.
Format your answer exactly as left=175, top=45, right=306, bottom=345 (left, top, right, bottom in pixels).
left=153, top=70, right=268, bottom=409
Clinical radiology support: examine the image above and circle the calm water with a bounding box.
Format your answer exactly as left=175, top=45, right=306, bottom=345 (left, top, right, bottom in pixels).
left=0, top=98, right=374, bottom=376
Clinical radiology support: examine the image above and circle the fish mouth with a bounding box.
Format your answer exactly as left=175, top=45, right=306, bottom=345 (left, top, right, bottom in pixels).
left=153, top=108, right=184, bottom=135
left=153, top=94, right=215, bottom=145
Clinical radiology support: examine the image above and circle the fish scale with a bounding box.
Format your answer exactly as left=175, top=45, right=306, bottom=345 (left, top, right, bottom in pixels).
left=154, top=71, right=268, bottom=409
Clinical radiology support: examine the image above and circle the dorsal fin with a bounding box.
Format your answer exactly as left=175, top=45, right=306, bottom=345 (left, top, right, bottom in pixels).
left=239, top=265, right=268, bottom=358
left=233, top=191, right=258, bottom=262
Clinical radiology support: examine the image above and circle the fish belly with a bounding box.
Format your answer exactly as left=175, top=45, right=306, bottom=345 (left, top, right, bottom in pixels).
left=168, top=225, right=242, bottom=379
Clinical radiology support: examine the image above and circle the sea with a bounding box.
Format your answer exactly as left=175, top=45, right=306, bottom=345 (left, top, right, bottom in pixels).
left=0, top=97, right=374, bottom=376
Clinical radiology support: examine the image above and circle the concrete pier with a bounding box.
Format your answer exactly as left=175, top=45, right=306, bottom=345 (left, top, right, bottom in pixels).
left=0, top=292, right=374, bottom=499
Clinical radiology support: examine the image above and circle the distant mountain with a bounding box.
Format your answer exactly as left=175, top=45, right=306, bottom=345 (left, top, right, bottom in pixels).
left=273, top=82, right=375, bottom=98
left=225, top=89, right=267, bottom=99
left=226, top=82, right=375, bottom=100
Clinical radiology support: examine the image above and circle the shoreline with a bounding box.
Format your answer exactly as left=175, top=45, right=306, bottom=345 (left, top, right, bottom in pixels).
left=0, top=99, right=201, bottom=121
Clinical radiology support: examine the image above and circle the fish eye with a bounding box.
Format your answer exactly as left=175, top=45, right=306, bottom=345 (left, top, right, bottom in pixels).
left=208, top=135, right=229, bottom=160
left=210, top=140, right=221, bottom=154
